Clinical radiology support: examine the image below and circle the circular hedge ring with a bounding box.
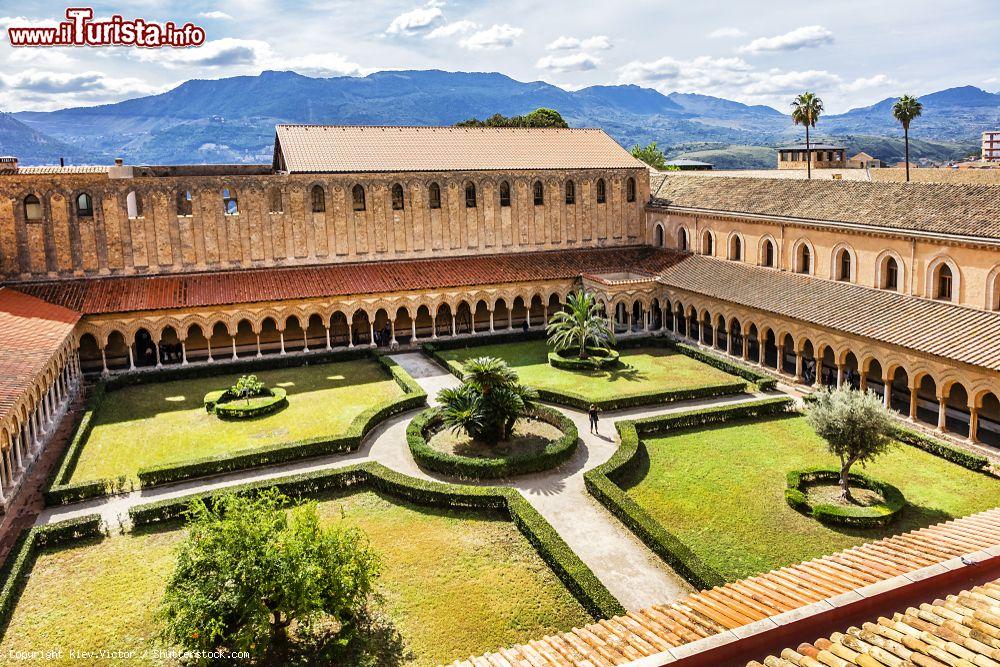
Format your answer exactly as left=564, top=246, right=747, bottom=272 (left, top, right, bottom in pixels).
left=203, top=387, right=288, bottom=420
left=408, top=405, right=578, bottom=479
left=548, top=347, right=621, bottom=371
left=784, top=468, right=906, bottom=528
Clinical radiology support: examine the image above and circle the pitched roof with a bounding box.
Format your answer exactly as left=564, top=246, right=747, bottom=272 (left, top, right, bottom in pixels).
left=448, top=508, right=1000, bottom=667
left=0, top=288, right=79, bottom=424
left=648, top=175, right=1000, bottom=241
left=747, top=576, right=1000, bottom=667
left=11, top=165, right=110, bottom=175
left=272, top=125, right=645, bottom=173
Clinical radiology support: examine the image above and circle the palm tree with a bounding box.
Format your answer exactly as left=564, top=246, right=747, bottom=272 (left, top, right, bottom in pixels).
left=546, top=291, right=616, bottom=360
left=437, top=356, right=537, bottom=444
left=892, top=94, right=923, bottom=182
left=790, top=92, right=824, bottom=179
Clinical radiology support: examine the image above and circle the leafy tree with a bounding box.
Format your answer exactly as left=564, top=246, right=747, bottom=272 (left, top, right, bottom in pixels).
left=231, top=374, right=265, bottom=404
left=159, top=490, right=381, bottom=665
left=806, top=387, right=895, bottom=502
left=892, top=94, right=923, bottom=182
left=437, top=357, right=537, bottom=444
left=630, top=142, right=667, bottom=170
left=455, top=107, right=568, bottom=128
left=546, top=290, right=616, bottom=360
left=790, top=92, right=824, bottom=180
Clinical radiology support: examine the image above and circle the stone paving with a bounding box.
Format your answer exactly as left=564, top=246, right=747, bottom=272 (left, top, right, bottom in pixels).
left=34, top=351, right=777, bottom=610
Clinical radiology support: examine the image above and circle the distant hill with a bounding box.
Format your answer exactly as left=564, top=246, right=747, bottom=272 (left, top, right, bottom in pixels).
left=5, top=71, right=995, bottom=167
left=0, top=112, right=107, bottom=165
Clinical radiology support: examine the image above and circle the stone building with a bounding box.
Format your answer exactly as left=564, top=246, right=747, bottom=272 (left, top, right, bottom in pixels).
left=0, top=125, right=997, bottom=509
left=777, top=143, right=846, bottom=169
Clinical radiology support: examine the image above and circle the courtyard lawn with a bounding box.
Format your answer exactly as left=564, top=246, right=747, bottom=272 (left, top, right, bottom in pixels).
left=620, top=414, right=1000, bottom=582
left=68, top=359, right=404, bottom=484
left=437, top=340, right=746, bottom=403
left=0, top=491, right=591, bottom=667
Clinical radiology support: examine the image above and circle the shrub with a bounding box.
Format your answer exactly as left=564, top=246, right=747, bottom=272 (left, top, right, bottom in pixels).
left=672, top=342, right=777, bottom=391
left=212, top=388, right=288, bottom=419
left=408, top=405, right=578, bottom=478
left=785, top=468, right=906, bottom=528
left=437, top=356, right=538, bottom=444
left=547, top=348, right=620, bottom=370
left=891, top=425, right=989, bottom=471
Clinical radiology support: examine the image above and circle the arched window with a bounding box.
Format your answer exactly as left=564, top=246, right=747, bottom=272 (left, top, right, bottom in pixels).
left=763, top=239, right=775, bottom=267
left=936, top=264, right=953, bottom=300
left=702, top=231, right=713, bottom=256
left=269, top=187, right=283, bottom=213
left=176, top=189, right=192, bottom=216
left=836, top=248, right=852, bottom=281
left=596, top=178, right=606, bottom=204
left=729, top=235, right=742, bottom=261
left=75, top=192, right=93, bottom=217
left=655, top=224, right=664, bottom=247
left=23, top=194, right=42, bottom=221
left=797, top=245, right=812, bottom=274
left=565, top=180, right=575, bottom=205
left=499, top=181, right=511, bottom=207
left=222, top=188, right=238, bottom=215
left=884, top=256, right=899, bottom=290
left=533, top=180, right=544, bottom=206
left=311, top=185, right=326, bottom=213
left=352, top=184, right=366, bottom=211
left=465, top=182, right=476, bottom=208
left=626, top=177, right=636, bottom=202
left=126, top=191, right=142, bottom=219
left=678, top=227, right=688, bottom=251
left=391, top=183, right=404, bottom=210
left=428, top=182, right=441, bottom=209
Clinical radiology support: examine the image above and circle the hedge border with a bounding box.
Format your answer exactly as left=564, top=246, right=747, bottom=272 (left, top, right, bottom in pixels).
left=0, top=514, right=105, bottom=632
left=424, top=335, right=754, bottom=411
left=128, top=461, right=624, bottom=620
left=785, top=468, right=907, bottom=528
left=134, top=354, right=426, bottom=488
left=583, top=397, right=795, bottom=590
left=547, top=348, right=620, bottom=371
left=407, top=405, right=578, bottom=479
left=210, top=388, right=288, bottom=419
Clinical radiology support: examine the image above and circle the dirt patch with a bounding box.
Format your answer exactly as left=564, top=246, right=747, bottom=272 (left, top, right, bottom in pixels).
left=428, top=418, right=563, bottom=459
left=806, top=483, right=885, bottom=508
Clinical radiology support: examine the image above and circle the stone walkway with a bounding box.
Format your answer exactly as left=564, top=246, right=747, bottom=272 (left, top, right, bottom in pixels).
left=35, top=352, right=776, bottom=610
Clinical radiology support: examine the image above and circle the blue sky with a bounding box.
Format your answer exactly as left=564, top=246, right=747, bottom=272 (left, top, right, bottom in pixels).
left=1, top=0, right=998, bottom=113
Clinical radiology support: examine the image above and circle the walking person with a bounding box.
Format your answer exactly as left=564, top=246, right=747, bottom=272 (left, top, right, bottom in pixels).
left=588, top=404, right=601, bottom=434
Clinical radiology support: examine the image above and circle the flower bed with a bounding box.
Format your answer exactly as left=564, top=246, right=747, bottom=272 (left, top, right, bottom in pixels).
left=784, top=468, right=907, bottom=528
left=547, top=348, right=620, bottom=370
left=204, top=387, right=288, bottom=419
left=408, top=405, right=578, bottom=479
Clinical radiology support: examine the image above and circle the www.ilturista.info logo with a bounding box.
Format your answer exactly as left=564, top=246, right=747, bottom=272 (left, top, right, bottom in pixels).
left=7, top=8, right=206, bottom=48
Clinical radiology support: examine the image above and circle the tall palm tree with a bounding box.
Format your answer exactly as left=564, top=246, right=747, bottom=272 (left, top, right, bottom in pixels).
left=546, top=290, right=615, bottom=360
left=892, top=94, right=923, bottom=182
left=790, top=92, right=824, bottom=180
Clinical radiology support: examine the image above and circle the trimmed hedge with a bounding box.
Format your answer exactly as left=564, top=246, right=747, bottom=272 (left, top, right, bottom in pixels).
left=548, top=348, right=620, bottom=371
left=408, top=405, right=578, bottom=479
left=421, top=329, right=548, bottom=354
left=211, top=388, right=288, bottom=419
left=672, top=341, right=777, bottom=392
left=584, top=397, right=794, bottom=590
left=128, top=461, right=624, bottom=620
left=892, top=425, right=989, bottom=471
left=0, top=514, right=105, bottom=632
left=785, top=468, right=907, bottom=528
left=135, top=354, right=426, bottom=488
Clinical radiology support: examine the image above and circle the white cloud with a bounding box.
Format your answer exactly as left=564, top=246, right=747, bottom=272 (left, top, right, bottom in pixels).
left=843, top=74, right=893, bottom=91
left=739, top=25, right=834, bottom=54
left=278, top=52, right=367, bottom=77
left=741, top=69, right=842, bottom=96
left=546, top=35, right=611, bottom=51
left=7, top=48, right=75, bottom=67
left=618, top=55, right=753, bottom=87
left=132, top=38, right=269, bottom=68
left=385, top=2, right=444, bottom=36
left=425, top=20, right=477, bottom=39
left=0, top=68, right=162, bottom=97
left=459, top=24, right=522, bottom=50
left=708, top=27, right=745, bottom=39
left=0, top=16, right=59, bottom=30
left=198, top=11, right=234, bottom=20
left=536, top=52, right=601, bottom=73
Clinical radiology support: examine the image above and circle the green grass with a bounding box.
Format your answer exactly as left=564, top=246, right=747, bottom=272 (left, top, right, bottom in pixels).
left=69, top=359, right=404, bottom=484
left=0, top=491, right=591, bottom=666
left=620, top=414, right=1000, bottom=582
left=438, top=340, right=744, bottom=402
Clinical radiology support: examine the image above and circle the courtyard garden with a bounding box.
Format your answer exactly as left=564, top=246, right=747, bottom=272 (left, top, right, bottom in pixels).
left=65, top=357, right=408, bottom=485
left=617, top=412, right=1000, bottom=582
left=0, top=491, right=592, bottom=666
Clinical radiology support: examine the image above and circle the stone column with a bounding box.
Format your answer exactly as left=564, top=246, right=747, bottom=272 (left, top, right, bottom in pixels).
left=644, top=309, right=650, bottom=332
left=908, top=385, right=919, bottom=421
left=279, top=331, right=286, bottom=355
left=526, top=311, right=531, bottom=328
left=302, top=329, right=310, bottom=353
left=507, top=311, right=513, bottom=330
left=181, top=340, right=188, bottom=365
left=451, top=315, right=457, bottom=337
left=742, top=338, right=750, bottom=361
left=470, top=313, right=476, bottom=335
left=937, top=396, right=948, bottom=432
left=369, top=321, right=376, bottom=348
left=431, top=316, right=438, bottom=340
left=207, top=339, right=214, bottom=363
left=347, top=323, right=354, bottom=348
left=13, top=434, right=23, bottom=471
left=390, top=320, right=397, bottom=347
left=489, top=310, right=495, bottom=333
left=672, top=311, right=679, bottom=332
left=836, top=364, right=844, bottom=387
left=127, top=345, right=135, bottom=371
left=725, top=330, right=732, bottom=355
left=794, top=352, right=803, bottom=383
left=882, top=376, right=892, bottom=409
left=231, top=337, right=238, bottom=360
left=155, top=342, right=162, bottom=368
left=255, top=335, right=262, bottom=357
left=859, top=374, right=868, bottom=392
left=411, top=319, right=417, bottom=343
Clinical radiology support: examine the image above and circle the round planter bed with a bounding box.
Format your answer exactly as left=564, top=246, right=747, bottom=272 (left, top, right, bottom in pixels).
left=784, top=468, right=906, bottom=528
left=203, top=387, right=288, bottom=420
left=548, top=347, right=620, bottom=371
left=408, top=405, right=578, bottom=479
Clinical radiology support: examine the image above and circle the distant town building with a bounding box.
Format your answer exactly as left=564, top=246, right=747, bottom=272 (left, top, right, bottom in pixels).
left=847, top=151, right=882, bottom=169
left=662, top=159, right=713, bottom=171
left=776, top=143, right=846, bottom=170
left=983, top=130, right=1000, bottom=162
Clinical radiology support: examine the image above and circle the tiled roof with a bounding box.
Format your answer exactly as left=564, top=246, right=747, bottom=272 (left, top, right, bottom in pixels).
left=654, top=254, right=1000, bottom=372
left=648, top=175, right=1000, bottom=240
left=448, top=508, right=1000, bottom=667
left=273, top=125, right=645, bottom=173
left=11, top=165, right=110, bottom=175
left=0, top=288, right=79, bottom=424
left=747, top=577, right=1000, bottom=667
left=12, top=248, right=680, bottom=315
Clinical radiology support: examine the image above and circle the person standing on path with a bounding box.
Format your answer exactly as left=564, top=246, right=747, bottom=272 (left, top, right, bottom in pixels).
left=588, top=404, right=601, bottom=434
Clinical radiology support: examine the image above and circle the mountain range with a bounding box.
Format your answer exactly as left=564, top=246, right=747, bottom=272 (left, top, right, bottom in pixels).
left=5, top=70, right=997, bottom=168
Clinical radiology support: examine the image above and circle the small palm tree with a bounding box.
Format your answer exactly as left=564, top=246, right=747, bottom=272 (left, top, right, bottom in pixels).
left=546, top=291, right=616, bottom=360
left=790, top=92, right=824, bottom=180
left=437, top=357, right=537, bottom=444
left=892, top=94, right=923, bottom=182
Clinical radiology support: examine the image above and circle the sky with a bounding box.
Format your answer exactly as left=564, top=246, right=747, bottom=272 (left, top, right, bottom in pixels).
left=1, top=0, right=998, bottom=113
